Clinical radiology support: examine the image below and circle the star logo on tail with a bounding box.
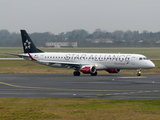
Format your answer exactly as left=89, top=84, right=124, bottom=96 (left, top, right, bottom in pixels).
left=24, top=40, right=31, bottom=49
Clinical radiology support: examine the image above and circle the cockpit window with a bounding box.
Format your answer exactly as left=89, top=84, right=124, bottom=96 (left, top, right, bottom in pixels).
left=143, top=57, right=149, bottom=60
left=139, top=57, right=149, bottom=60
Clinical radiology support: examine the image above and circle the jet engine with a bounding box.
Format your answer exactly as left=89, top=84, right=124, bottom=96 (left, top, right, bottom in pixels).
left=80, top=66, right=96, bottom=74
left=106, top=69, right=121, bottom=73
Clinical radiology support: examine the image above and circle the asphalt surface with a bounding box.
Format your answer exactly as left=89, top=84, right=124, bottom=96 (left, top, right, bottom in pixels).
left=0, top=74, right=160, bottom=99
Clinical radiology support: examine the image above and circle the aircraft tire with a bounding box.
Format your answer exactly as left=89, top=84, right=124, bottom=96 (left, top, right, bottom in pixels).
left=137, top=73, right=141, bottom=76
left=91, top=72, right=97, bottom=76
left=73, top=71, right=80, bottom=76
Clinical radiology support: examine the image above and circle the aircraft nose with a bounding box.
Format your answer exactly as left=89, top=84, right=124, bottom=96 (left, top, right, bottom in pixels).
left=148, top=61, right=155, bottom=68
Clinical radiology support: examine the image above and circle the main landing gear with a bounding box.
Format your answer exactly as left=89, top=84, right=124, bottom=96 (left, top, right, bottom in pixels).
left=91, top=72, right=97, bottom=76
left=73, top=71, right=98, bottom=76
left=137, top=68, right=141, bottom=76
left=73, top=71, right=80, bottom=76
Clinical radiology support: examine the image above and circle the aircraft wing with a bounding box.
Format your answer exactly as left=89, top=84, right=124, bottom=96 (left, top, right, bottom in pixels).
left=38, top=60, right=83, bottom=69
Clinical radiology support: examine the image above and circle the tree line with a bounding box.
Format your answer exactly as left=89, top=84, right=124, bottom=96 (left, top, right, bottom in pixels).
left=0, top=29, right=160, bottom=47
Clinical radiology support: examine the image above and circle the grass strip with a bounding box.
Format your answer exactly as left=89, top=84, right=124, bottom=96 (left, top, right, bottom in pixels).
left=0, top=98, right=160, bottom=120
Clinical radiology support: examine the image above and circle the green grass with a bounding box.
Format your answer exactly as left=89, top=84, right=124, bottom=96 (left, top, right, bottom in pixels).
left=0, top=98, right=160, bottom=120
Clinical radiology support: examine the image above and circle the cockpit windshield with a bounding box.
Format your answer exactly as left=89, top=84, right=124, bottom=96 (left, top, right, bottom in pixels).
left=139, top=57, right=149, bottom=60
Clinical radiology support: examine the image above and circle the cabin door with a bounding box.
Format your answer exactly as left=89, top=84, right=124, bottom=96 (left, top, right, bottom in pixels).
left=131, top=57, right=135, bottom=65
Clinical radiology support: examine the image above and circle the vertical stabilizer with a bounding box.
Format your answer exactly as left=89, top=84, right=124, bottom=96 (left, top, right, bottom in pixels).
left=21, top=30, right=43, bottom=53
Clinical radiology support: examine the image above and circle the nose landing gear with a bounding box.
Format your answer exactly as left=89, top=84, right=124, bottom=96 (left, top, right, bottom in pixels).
left=137, top=68, right=141, bottom=76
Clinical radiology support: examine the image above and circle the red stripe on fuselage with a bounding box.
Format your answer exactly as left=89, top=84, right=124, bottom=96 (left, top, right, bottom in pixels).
left=28, top=53, right=37, bottom=61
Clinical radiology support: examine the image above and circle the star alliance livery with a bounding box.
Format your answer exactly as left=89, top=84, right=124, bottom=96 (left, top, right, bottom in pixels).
left=10, top=30, right=155, bottom=76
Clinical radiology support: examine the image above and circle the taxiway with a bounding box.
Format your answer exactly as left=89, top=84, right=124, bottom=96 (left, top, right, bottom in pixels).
left=0, top=74, right=159, bottom=99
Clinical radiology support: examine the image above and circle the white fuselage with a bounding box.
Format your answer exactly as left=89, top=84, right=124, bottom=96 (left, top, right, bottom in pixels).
left=22, top=52, right=155, bottom=70
left=17, top=30, right=155, bottom=76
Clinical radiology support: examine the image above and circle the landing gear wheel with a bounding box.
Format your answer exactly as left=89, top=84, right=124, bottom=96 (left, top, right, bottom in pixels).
left=137, top=69, right=141, bottom=76
left=137, top=73, right=141, bottom=76
left=91, top=72, right=97, bottom=76
left=73, top=71, right=80, bottom=76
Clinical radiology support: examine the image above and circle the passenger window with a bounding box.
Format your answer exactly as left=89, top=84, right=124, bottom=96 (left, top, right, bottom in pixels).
left=139, top=58, right=142, bottom=60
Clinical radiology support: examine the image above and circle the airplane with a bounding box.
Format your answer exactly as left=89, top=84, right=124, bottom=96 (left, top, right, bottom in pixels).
left=8, top=30, right=155, bottom=76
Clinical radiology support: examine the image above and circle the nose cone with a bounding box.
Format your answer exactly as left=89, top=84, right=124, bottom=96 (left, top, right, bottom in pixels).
left=148, top=61, right=155, bottom=68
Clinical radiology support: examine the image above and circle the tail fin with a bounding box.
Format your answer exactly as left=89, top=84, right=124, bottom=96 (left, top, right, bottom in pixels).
left=21, top=30, right=43, bottom=53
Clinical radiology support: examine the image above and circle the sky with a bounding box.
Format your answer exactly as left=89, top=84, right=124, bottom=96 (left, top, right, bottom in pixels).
left=0, top=0, right=160, bottom=34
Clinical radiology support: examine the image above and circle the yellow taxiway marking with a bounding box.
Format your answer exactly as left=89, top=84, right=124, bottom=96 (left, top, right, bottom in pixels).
left=130, top=92, right=135, bottom=94
left=0, top=82, right=39, bottom=89
left=0, top=82, right=135, bottom=92
left=0, top=82, right=159, bottom=96
left=119, top=76, right=146, bottom=78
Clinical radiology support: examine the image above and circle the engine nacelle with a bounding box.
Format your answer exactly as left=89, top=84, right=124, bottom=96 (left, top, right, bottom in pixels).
left=106, top=69, right=121, bottom=73
left=80, top=66, right=96, bottom=74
